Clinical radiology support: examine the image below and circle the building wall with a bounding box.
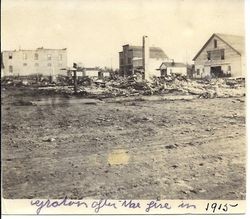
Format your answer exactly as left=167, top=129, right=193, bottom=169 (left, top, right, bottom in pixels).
left=132, top=58, right=164, bottom=77
left=84, top=69, right=99, bottom=77
left=193, top=35, right=243, bottom=78
left=132, top=58, right=143, bottom=68
left=148, top=59, right=165, bottom=78
left=102, top=72, right=110, bottom=77
left=1, top=48, right=67, bottom=77
left=119, top=45, right=133, bottom=76
left=119, top=45, right=168, bottom=78
left=167, top=67, right=187, bottom=75
left=119, top=52, right=124, bottom=75
left=160, top=64, right=187, bottom=76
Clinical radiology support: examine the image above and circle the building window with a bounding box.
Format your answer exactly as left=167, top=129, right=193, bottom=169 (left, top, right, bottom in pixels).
left=59, top=54, right=63, bottom=60
left=128, top=57, right=132, bottom=64
left=207, top=51, right=211, bottom=60
left=23, top=53, right=28, bottom=60
left=221, top=49, right=225, bottom=60
left=23, top=63, right=27, bottom=66
left=228, top=65, right=231, bottom=71
left=47, top=54, right=52, bottom=60
left=35, top=63, right=39, bottom=67
left=214, top=39, right=217, bottom=48
left=197, top=69, right=200, bottom=75
left=9, top=53, right=13, bottom=59
left=120, top=59, right=123, bottom=65
left=34, top=53, right=39, bottom=60
left=9, top=65, right=13, bottom=73
left=48, top=63, right=52, bottom=67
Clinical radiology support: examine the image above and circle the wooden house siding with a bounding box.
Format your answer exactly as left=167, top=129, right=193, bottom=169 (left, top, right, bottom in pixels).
left=159, top=63, right=187, bottom=76
left=193, top=34, right=244, bottom=78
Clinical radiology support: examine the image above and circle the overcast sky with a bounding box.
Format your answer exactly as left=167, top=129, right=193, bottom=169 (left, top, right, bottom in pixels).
left=1, top=0, right=245, bottom=68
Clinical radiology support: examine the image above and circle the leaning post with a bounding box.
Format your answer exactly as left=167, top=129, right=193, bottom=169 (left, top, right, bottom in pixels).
left=73, top=63, right=78, bottom=94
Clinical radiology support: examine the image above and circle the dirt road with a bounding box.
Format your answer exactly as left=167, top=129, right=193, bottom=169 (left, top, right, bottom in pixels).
left=2, top=88, right=246, bottom=199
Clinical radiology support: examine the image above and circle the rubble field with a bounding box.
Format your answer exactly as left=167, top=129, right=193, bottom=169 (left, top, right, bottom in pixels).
left=2, top=86, right=246, bottom=199
left=1, top=75, right=246, bottom=99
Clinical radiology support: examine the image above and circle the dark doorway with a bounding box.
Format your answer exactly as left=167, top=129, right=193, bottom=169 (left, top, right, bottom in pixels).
left=211, top=66, right=222, bottom=77
left=161, top=69, right=167, bottom=77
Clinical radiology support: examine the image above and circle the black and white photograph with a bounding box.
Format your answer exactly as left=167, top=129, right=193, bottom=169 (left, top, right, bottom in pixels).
left=1, top=0, right=247, bottom=215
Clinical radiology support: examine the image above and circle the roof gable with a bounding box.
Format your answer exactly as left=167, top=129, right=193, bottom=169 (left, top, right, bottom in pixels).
left=193, top=33, right=244, bottom=61
left=149, top=47, right=168, bottom=59
left=125, top=45, right=168, bottom=59
left=216, top=33, right=244, bottom=54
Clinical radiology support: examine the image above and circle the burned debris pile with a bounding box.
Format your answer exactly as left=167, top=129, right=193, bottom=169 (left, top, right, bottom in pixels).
left=151, top=75, right=245, bottom=98
left=1, top=74, right=245, bottom=99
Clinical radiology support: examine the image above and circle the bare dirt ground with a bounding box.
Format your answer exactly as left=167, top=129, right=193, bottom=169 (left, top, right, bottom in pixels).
left=2, top=87, right=246, bottom=199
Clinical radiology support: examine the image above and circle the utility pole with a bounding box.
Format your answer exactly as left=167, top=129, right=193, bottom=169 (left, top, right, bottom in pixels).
left=142, top=35, right=149, bottom=80
left=73, top=63, right=78, bottom=94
